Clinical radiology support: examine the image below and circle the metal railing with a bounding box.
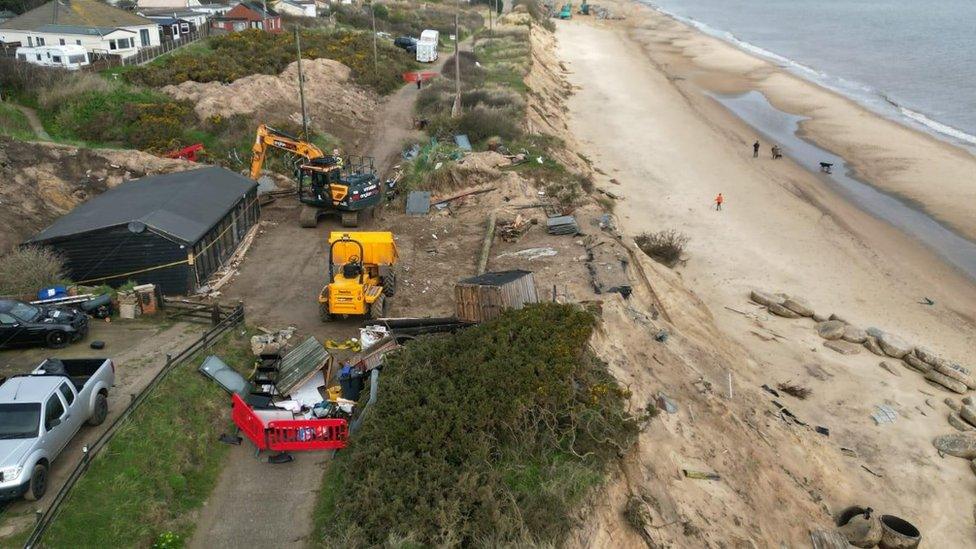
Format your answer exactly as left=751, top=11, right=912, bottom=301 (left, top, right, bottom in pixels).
left=23, top=302, right=245, bottom=549
left=120, top=26, right=211, bottom=66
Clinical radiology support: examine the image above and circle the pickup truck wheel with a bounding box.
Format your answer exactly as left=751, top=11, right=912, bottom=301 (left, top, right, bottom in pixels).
left=88, top=393, right=108, bottom=426
left=24, top=464, right=48, bottom=501
left=46, top=330, right=69, bottom=349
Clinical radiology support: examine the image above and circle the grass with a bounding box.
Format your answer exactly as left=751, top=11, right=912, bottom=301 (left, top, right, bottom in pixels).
left=0, top=102, right=34, bottom=140
left=312, top=304, right=638, bottom=547
left=42, top=326, right=258, bottom=548
left=635, top=230, right=690, bottom=267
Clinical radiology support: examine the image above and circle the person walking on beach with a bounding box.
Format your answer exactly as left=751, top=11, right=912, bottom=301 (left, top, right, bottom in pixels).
left=771, top=144, right=782, bottom=159
left=715, top=193, right=724, bottom=211
left=753, top=140, right=760, bottom=158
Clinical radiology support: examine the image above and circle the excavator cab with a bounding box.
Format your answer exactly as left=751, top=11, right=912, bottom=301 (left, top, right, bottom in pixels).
left=297, top=156, right=383, bottom=228
left=318, top=232, right=398, bottom=321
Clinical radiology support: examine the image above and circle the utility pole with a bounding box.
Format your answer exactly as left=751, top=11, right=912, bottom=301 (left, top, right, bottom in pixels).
left=295, top=28, right=309, bottom=139
left=488, top=0, right=493, bottom=38
left=369, top=1, right=378, bottom=74
left=451, top=0, right=461, bottom=117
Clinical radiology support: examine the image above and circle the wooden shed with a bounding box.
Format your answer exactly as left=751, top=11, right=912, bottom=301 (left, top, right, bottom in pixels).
left=454, top=270, right=539, bottom=323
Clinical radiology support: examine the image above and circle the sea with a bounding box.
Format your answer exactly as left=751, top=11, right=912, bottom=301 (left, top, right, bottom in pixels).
left=643, top=0, right=976, bottom=151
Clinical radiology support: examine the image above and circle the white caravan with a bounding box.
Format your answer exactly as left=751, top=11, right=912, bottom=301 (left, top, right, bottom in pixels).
left=416, top=29, right=439, bottom=63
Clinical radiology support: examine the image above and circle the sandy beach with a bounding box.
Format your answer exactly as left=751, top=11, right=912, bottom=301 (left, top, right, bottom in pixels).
left=553, top=2, right=976, bottom=545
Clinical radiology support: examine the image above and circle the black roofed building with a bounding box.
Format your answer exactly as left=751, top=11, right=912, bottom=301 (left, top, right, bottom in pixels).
left=25, top=167, right=259, bottom=295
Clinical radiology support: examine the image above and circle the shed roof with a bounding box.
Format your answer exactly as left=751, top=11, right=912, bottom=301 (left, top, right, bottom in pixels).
left=27, top=167, right=257, bottom=245
left=459, top=270, right=532, bottom=287
left=0, top=0, right=154, bottom=32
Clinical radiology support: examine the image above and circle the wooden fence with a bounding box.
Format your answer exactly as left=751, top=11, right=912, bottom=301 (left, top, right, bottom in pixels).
left=119, top=26, right=211, bottom=66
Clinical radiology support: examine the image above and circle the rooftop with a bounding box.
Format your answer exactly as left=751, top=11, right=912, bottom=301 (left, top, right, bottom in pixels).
left=27, top=167, right=258, bottom=245
left=0, top=0, right=153, bottom=32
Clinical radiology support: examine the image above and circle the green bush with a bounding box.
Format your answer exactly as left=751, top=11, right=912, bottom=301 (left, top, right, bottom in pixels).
left=455, top=105, right=522, bottom=142
left=48, top=85, right=195, bottom=151
left=314, top=304, right=638, bottom=547
left=126, top=29, right=416, bottom=94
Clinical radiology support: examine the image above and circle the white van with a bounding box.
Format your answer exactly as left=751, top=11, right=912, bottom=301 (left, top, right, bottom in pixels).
left=416, top=29, right=439, bottom=63
left=15, top=44, right=90, bottom=70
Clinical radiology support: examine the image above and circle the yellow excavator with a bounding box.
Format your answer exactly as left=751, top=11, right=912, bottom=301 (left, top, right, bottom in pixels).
left=318, top=232, right=398, bottom=321
left=249, top=124, right=382, bottom=227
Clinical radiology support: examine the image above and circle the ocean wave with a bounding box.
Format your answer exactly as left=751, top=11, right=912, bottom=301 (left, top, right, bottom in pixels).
left=646, top=2, right=976, bottom=150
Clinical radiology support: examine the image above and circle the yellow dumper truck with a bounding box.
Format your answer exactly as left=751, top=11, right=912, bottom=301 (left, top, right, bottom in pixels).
left=318, top=232, right=398, bottom=321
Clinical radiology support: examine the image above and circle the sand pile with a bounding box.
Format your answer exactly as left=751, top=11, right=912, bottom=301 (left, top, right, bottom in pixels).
left=162, top=59, right=377, bottom=146
left=0, top=138, right=191, bottom=251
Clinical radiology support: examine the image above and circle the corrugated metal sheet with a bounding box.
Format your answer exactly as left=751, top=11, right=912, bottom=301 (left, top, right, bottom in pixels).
left=277, top=336, right=330, bottom=394
left=454, top=270, right=538, bottom=323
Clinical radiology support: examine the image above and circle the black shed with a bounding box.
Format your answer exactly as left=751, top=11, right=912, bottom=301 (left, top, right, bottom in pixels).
left=25, top=167, right=259, bottom=295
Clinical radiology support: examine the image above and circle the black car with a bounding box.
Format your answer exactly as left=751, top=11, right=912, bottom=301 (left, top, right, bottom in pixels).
left=0, top=299, right=89, bottom=350
left=394, top=36, right=417, bottom=53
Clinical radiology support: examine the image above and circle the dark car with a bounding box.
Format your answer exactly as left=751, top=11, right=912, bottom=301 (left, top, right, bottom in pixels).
left=0, top=299, right=89, bottom=350
left=394, top=36, right=417, bottom=53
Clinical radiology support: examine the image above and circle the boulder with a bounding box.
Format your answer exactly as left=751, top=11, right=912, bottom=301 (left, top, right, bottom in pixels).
left=829, top=313, right=850, bottom=324
left=866, top=327, right=885, bottom=339
left=824, top=340, right=862, bottom=356
left=817, top=320, right=847, bottom=340
left=903, top=353, right=932, bottom=373
left=841, top=325, right=868, bottom=344
left=964, top=396, right=974, bottom=406
left=945, top=398, right=961, bottom=412
left=767, top=302, right=801, bottom=318
left=812, top=312, right=829, bottom=323
left=933, top=433, right=976, bottom=459
left=863, top=336, right=886, bottom=356
left=749, top=290, right=782, bottom=307
left=935, top=361, right=976, bottom=390
left=782, top=297, right=815, bottom=317
left=971, top=459, right=976, bottom=476
left=914, top=346, right=941, bottom=366
left=925, top=370, right=968, bottom=394
left=949, top=413, right=975, bottom=432
left=960, top=405, right=976, bottom=427
left=877, top=332, right=913, bottom=359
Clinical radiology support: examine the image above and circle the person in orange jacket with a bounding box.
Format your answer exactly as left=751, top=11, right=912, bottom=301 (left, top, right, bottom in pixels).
left=715, top=193, right=724, bottom=211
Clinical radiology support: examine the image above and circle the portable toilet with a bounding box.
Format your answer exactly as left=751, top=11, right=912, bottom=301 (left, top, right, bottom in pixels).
left=416, top=29, right=439, bottom=63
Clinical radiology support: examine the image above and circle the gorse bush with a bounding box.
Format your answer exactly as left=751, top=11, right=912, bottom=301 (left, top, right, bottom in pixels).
left=0, top=245, right=67, bottom=296
left=315, top=303, right=638, bottom=547
left=126, top=29, right=416, bottom=94
left=48, top=85, right=195, bottom=151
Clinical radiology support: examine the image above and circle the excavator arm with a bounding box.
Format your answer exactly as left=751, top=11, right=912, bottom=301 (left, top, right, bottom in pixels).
left=249, top=124, right=327, bottom=179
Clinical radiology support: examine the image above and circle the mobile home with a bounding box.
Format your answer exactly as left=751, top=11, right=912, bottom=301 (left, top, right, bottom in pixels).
left=15, top=44, right=90, bottom=69
left=416, top=29, right=438, bottom=63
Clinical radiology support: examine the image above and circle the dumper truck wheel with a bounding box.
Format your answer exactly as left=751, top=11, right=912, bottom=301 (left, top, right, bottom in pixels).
left=24, top=464, right=48, bottom=501
left=369, top=295, right=386, bottom=320
left=383, top=271, right=397, bottom=297
left=88, top=393, right=108, bottom=426
left=299, top=205, right=319, bottom=228
left=340, top=211, right=359, bottom=227
left=319, top=302, right=333, bottom=322
left=46, top=330, right=69, bottom=349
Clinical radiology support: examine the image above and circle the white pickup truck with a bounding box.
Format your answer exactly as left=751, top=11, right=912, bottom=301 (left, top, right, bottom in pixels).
left=0, top=358, right=114, bottom=501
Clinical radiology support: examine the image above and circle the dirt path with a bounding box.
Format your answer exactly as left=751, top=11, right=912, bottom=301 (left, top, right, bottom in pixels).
left=367, top=39, right=472, bottom=175
left=13, top=105, right=50, bottom=140
left=194, top=44, right=477, bottom=549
